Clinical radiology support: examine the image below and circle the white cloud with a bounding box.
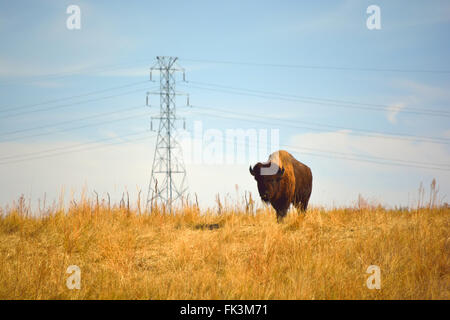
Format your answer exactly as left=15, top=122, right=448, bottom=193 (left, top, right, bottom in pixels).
left=288, top=130, right=450, bottom=207
left=387, top=102, right=406, bottom=124
left=393, top=79, right=450, bottom=101
left=0, top=137, right=259, bottom=212
left=289, top=130, right=450, bottom=171
left=385, top=80, right=450, bottom=124
left=0, top=138, right=152, bottom=211
left=1, top=128, right=449, bottom=213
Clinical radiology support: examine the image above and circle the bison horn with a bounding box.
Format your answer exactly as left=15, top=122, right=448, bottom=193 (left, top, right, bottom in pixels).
left=249, top=165, right=255, bottom=176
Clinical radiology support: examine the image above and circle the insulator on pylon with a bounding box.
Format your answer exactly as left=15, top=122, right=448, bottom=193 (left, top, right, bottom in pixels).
left=146, top=95, right=149, bottom=106
left=150, top=120, right=153, bottom=131
left=183, top=71, right=186, bottom=82
left=187, top=96, right=190, bottom=106
left=150, top=71, right=152, bottom=81
left=183, top=120, right=186, bottom=130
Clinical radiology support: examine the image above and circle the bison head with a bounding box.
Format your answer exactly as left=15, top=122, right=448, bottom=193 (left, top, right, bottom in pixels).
left=249, top=162, right=285, bottom=202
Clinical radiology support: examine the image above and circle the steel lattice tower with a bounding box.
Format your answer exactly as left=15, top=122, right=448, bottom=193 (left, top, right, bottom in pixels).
left=146, top=56, right=188, bottom=212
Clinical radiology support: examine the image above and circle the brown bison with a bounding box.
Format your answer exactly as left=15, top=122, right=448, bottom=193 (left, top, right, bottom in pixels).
left=249, top=150, right=312, bottom=222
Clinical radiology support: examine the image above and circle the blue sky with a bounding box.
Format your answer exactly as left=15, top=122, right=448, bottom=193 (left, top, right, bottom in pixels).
left=0, top=0, right=449, bottom=210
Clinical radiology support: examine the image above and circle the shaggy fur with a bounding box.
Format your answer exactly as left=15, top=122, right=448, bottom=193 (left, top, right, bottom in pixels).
left=250, top=150, right=313, bottom=222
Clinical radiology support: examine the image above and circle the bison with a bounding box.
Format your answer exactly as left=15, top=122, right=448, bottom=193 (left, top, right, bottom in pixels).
left=249, top=150, right=312, bottom=222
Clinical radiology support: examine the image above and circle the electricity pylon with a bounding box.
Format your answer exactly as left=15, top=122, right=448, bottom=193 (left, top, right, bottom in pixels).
left=146, top=56, right=188, bottom=212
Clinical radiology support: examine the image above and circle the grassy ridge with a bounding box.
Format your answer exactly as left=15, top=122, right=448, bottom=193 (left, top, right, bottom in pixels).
left=0, top=199, right=448, bottom=299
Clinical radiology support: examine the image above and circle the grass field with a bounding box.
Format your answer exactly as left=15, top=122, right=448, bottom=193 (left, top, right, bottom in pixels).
left=0, top=194, right=448, bottom=300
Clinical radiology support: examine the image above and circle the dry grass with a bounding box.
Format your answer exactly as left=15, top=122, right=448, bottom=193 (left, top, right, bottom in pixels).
left=0, top=196, right=448, bottom=300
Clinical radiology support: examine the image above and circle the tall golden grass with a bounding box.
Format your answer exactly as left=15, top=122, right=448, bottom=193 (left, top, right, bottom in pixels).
left=0, top=192, right=448, bottom=300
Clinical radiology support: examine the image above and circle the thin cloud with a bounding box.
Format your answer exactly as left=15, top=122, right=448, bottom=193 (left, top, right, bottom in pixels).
left=288, top=130, right=450, bottom=172
left=387, top=102, right=406, bottom=124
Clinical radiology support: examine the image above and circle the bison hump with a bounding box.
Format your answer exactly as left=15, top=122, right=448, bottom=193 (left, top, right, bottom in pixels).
left=268, top=150, right=294, bottom=168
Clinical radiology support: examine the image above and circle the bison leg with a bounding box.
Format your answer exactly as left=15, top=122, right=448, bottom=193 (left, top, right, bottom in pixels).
left=276, top=208, right=288, bottom=223
left=300, top=198, right=309, bottom=212
left=294, top=199, right=308, bottom=214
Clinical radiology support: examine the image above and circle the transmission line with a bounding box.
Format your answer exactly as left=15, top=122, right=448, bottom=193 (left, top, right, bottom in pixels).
left=182, top=82, right=450, bottom=118
left=0, top=130, right=154, bottom=165
left=0, top=111, right=149, bottom=144
left=0, top=87, right=149, bottom=119
left=284, top=145, right=450, bottom=169
left=202, top=133, right=450, bottom=171
left=180, top=58, right=450, bottom=74
left=189, top=105, right=450, bottom=145
left=187, top=80, right=450, bottom=116
left=288, top=147, right=450, bottom=171
left=0, top=106, right=190, bottom=143
left=0, top=105, right=145, bottom=138
left=0, top=80, right=150, bottom=114
left=0, top=134, right=155, bottom=166
left=0, top=58, right=156, bottom=87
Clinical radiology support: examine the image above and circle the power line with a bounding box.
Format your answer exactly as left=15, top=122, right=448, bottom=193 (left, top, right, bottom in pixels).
left=0, top=105, right=144, bottom=138
left=4, top=55, right=448, bottom=88
left=182, top=82, right=450, bottom=118
left=0, top=110, right=149, bottom=144
left=284, top=144, right=450, bottom=169
left=181, top=58, right=450, bottom=74
left=287, top=147, right=450, bottom=171
left=0, top=133, right=155, bottom=166
left=0, top=87, right=149, bottom=119
left=0, top=80, right=149, bottom=114
left=1, top=115, right=447, bottom=171
left=200, top=133, right=450, bottom=171
left=0, top=106, right=190, bottom=143
left=187, top=80, right=450, bottom=116
left=0, top=130, right=154, bottom=165
left=189, top=105, right=450, bottom=145
left=0, top=58, right=155, bottom=87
